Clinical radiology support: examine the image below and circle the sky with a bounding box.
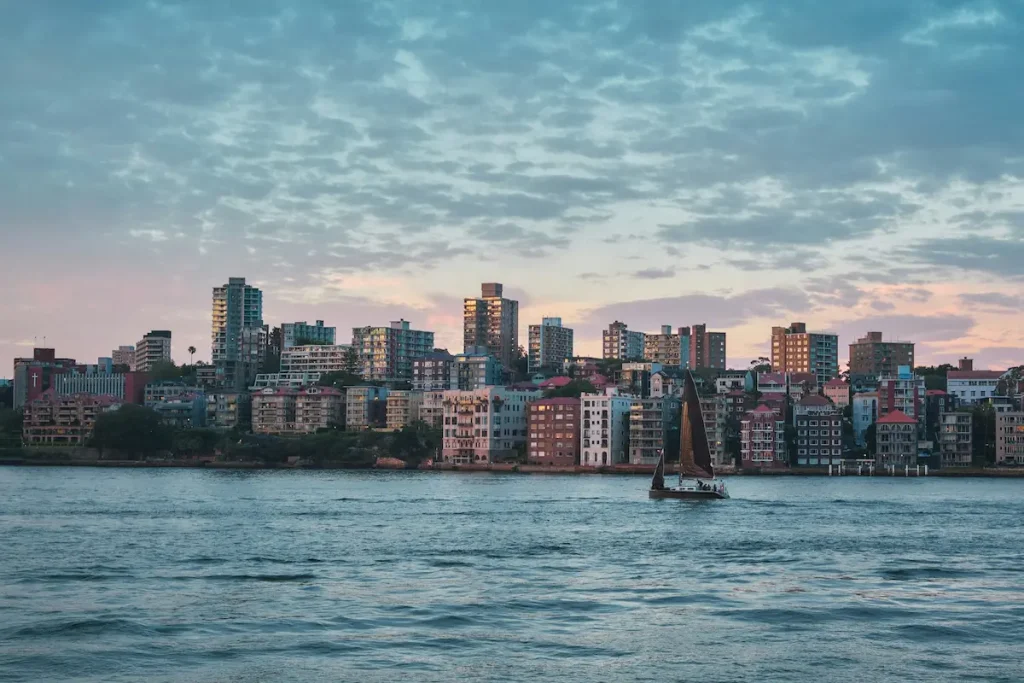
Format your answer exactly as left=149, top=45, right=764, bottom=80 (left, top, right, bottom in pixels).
left=1, top=0, right=1023, bottom=372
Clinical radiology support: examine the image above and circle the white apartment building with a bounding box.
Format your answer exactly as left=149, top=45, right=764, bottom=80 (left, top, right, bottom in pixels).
left=135, top=330, right=172, bottom=373
left=251, top=372, right=322, bottom=389
left=386, top=390, right=423, bottom=430
left=852, top=392, right=878, bottom=447
left=947, top=370, right=1005, bottom=405
left=441, top=387, right=539, bottom=464
left=579, top=390, right=633, bottom=467
left=280, top=345, right=353, bottom=374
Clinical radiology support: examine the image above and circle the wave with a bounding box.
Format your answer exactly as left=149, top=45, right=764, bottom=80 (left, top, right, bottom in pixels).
left=203, top=573, right=317, bottom=582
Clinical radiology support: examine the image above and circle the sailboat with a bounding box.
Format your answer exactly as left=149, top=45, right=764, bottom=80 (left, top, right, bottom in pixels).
left=650, top=369, right=729, bottom=500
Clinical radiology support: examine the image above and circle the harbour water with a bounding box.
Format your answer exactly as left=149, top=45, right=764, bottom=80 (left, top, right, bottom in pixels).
left=1, top=468, right=1022, bottom=682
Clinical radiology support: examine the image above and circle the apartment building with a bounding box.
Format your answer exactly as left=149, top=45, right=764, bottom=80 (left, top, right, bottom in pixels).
left=528, top=318, right=574, bottom=372
left=22, top=392, right=121, bottom=446
left=282, top=320, right=335, bottom=349
left=849, top=331, right=915, bottom=377
left=740, top=404, right=787, bottom=470
left=112, top=345, right=135, bottom=369
left=352, top=319, right=434, bottom=383
left=877, top=367, right=925, bottom=434
left=440, top=387, right=539, bottom=464
left=453, top=350, right=503, bottom=390
left=823, top=378, right=850, bottom=408
left=794, top=395, right=842, bottom=467
left=602, top=321, right=645, bottom=361
left=938, top=411, right=973, bottom=468
left=413, top=351, right=455, bottom=391
left=144, top=381, right=206, bottom=429
left=629, top=396, right=680, bottom=465
left=700, top=393, right=728, bottom=469
left=580, top=391, right=633, bottom=467
left=644, top=326, right=683, bottom=367
left=875, top=410, right=918, bottom=467
left=947, top=369, right=1005, bottom=405
left=205, top=392, right=250, bottom=429
left=280, top=345, right=353, bottom=374
left=770, top=322, right=839, bottom=386
left=212, top=277, right=264, bottom=390
left=386, top=391, right=423, bottom=430
left=464, top=283, right=519, bottom=368
left=687, top=324, right=727, bottom=370
left=346, top=386, right=390, bottom=431
left=852, top=392, right=878, bottom=447
left=250, top=372, right=321, bottom=389
left=526, top=398, right=581, bottom=466
left=419, top=390, right=446, bottom=428
left=996, top=412, right=1024, bottom=465
left=134, top=330, right=172, bottom=373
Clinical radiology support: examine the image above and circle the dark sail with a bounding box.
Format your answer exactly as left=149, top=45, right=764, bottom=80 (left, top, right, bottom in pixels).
left=679, top=370, right=715, bottom=479
left=651, top=449, right=665, bottom=490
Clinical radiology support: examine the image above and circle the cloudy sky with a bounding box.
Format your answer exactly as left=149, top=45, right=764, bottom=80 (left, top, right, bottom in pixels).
left=2, top=0, right=1023, bottom=371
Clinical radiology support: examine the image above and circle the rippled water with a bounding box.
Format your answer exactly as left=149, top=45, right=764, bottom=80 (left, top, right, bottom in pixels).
left=1, top=468, right=1023, bottom=682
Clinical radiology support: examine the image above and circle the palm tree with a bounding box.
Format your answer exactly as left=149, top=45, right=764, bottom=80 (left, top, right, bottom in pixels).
left=188, top=346, right=196, bottom=366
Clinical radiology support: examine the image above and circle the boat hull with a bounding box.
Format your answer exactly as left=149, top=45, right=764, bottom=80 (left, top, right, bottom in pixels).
left=649, top=488, right=728, bottom=500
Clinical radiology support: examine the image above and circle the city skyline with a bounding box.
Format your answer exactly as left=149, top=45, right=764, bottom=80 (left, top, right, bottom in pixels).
left=2, top=2, right=1023, bottom=370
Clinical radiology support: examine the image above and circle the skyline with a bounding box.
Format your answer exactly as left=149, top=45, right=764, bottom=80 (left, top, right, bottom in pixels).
left=2, top=1, right=1023, bottom=370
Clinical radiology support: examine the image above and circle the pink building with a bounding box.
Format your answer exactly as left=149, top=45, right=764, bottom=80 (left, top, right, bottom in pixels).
left=875, top=410, right=918, bottom=467
left=22, top=391, right=121, bottom=446
left=740, top=404, right=788, bottom=470
left=823, top=378, right=850, bottom=408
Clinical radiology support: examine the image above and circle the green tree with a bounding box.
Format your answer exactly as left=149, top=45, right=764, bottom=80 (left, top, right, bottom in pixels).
left=343, top=347, right=362, bottom=375
left=544, top=379, right=596, bottom=399
left=749, top=357, right=771, bottom=374
left=724, top=415, right=742, bottom=468
left=971, top=403, right=996, bottom=466
left=187, top=346, right=197, bottom=365
left=0, top=408, right=23, bottom=448
left=915, top=364, right=954, bottom=392
left=91, top=404, right=173, bottom=457
left=319, top=371, right=371, bottom=389
left=865, top=423, right=877, bottom=455
left=147, top=361, right=191, bottom=383
left=0, top=385, right=13, bottom=410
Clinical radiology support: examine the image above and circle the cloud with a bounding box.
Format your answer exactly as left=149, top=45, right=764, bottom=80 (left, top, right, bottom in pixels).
left=632, top=267, right=676, bottom=280
left=959, top=292, right=1024, bottom=310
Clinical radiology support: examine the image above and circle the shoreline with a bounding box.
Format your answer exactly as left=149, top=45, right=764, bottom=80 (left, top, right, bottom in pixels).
left=2, top=456, right=1023, bottom=477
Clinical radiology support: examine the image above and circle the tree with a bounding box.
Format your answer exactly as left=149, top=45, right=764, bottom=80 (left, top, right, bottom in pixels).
left=147, top=361, right=190, bottom=383
left=343, top=346, right=362, bottom=375
left=915, top=365, right=954, bottom=392
left=512, top=346, right=529, bottom=382
left=91, top=404, right=173, bottom=457
left=865, top=423, right=877, bottom=455
left=0, top=385, right=12, bottom=410
left=0, top=408, right=23, bottom=448
left=749, top=357, right=771, bottom=374
left=187, top=346, right=197, bottom=366
left=319, top=371, right=371, bottom=389
left=544, top=379, right=596, bottom=399
left=971, top=403, right=996, bottom=466
left=724, top=415, right=742, bottom=468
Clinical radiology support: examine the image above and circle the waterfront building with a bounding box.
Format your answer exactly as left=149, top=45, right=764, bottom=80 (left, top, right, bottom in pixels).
left=686, top=324, right=727, bottom=370
left=644, top=326, right=683, bottom=368
left=282, top=320, right=335, bottom=349
left=419, top=390, right=446, bottom=428
left=252, top=386, right=343, bottom=435
left=938, top=411, right=973, bottom=468
left=280, top=344, right=353, bottom=375
left=526, top=397, right=581, bottom=466
left=134, top=330, right=172, bottom=373
left=794, top=395, right=843, bottom=467
left=849, top=331, right=915, bottom=378
left=453, top=349, right=503, bottom=390
left=13, top=348, right=78, bottom=408
left=947, top=368, right=1005, bottom=405
left=346, top=386, right=389, bottom=431
left=463, top=283, right=519, bottom=368
left=823, top=378, right=850, bottom=408
left=996, top=412, right=1024, bottom=465
left=386, top=391, right=423, bottom=430
left=740, top=404, right=787, bottom=470
left=629, top=396, right=680, bottom=465
left=700, top=393, right=728, bottom=468
left=250, top=372, right=322, bottom=390
left=413, top=351, right=456, bottom=391
left=205, top=392, right=250, bottom=429
left=212, top=277, right=264, bottom=391
left=528, top=318, right=574, bottom=373
left=875, top=410, right=918, bottom=467
left=351, top=319, right=434, bottom=383
left=112, top=345, right=135, bottom=369
left=144, top=381, right=206, bottom=429
left=440, top=387, right=539, bottom=464
left=877, top=366, right=925, bottom=434
left=925, top=390, right=953, bottom=442
left=580, top=390, right=633, bottom=467
left=22, top=391, right=120, bottom=446
left=770, top=322, right=839, bottom=385
left=602, top=321, right=645, bottom=361
left=852, top=392, right=878, bottom=447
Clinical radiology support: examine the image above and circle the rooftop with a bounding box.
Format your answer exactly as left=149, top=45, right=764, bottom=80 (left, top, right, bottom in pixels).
left=948, top=370, right=1004, bottom=380
left=531, top=397, right=581, bottom=406
left=799, top=395, right=832, bottom=406
left=877, top=409, right=917, bottom=425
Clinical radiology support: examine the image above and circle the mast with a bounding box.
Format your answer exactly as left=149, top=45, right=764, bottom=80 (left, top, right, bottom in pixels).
left=679, top=370, right=715, bottom=479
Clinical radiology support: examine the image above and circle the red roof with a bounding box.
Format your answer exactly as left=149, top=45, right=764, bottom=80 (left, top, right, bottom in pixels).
left=758, top=372, right=786, bottom=385
left=539, top=376, right=572, bottom=388
left=752, top=404, right=776, bottom=413
left=877, top=409, right=917, bottom=425
left=948, top=370, right=1004, bottom=380
left=824, top=378, right=848, bottom=387
left=799, top=395, right=831, bottom=406
left=926, top=389, right=947, bottom=396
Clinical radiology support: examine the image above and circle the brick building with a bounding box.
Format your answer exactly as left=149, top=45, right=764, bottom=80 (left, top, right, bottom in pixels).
left=527, top=398, right=581, bottom=466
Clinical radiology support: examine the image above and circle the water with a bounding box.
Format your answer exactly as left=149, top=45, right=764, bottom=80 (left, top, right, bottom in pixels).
left=1, top=468, right=1022, bottom=682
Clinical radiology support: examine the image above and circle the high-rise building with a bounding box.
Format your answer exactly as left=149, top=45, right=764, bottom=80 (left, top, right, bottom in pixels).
left=453, top=349, right=503, bottom=390
left=351, top=319, right=434, bottom=383
left=463, top=283, right=519, bottom=369
left=580, top=390, right=633, bottom=467
left=212, top=277, right=264, bottom=390
left=770, top=322, right=838, bottom=385
left=282, top=321, right=335, bottom=349
left=849, top=331, right=915, bottom=378
left=413, top=351, right=456, bottom=391
left=644, top=326, right=683, bottom=368
left=685, top=324, right=727, bottom=370
left=112, top=346, right=135, bottom=369
left=602, top=321, right=645, bottom=361
left=135, top=331, right=172, bottom=373
left=280, top=345, right=354, bottom=375
left=528, top=318, right=574, bottom=372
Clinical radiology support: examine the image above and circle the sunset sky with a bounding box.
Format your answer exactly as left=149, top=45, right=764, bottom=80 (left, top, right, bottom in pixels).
left=2, top=1, right=1022, bottom=371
